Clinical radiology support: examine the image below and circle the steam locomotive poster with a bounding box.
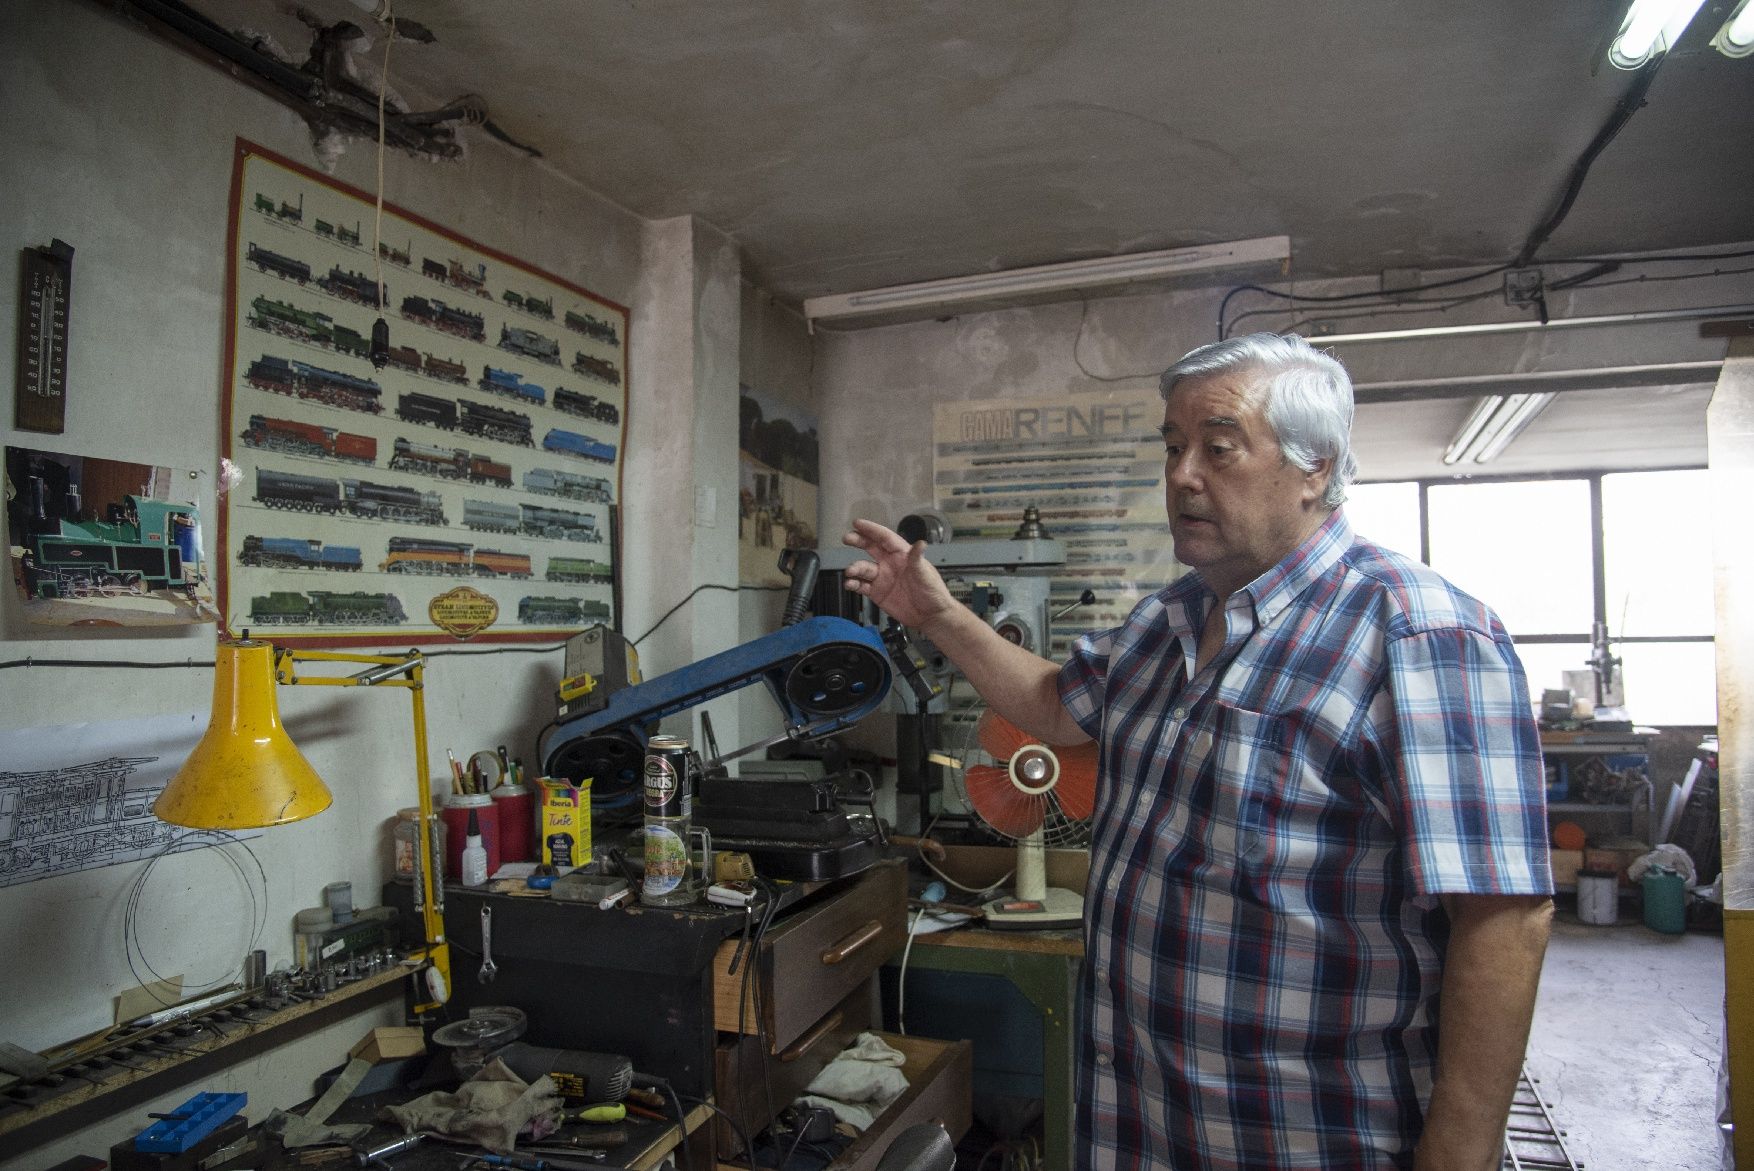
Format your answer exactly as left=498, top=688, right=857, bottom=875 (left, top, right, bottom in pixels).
left=222, top=141, right=627, bottom=644
left=3, top=446, right=220, bottom=627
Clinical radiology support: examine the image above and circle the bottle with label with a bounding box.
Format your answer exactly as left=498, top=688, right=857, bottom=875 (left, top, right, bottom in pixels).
left=461, top=808, right=489, bottom=887
left=641, top=735, right=695, bottom=906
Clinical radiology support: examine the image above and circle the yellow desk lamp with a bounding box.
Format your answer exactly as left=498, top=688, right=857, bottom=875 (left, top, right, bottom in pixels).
left=155, top=637, right=451, bottom=1013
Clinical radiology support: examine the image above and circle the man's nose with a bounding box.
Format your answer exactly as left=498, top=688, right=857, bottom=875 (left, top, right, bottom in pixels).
left=1166, top=451, right=1201, bottom=488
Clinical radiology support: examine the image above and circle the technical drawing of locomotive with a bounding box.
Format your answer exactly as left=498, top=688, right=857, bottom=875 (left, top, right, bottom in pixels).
left=499, top=325, right=561, bottom=366
left=249, top=590, right=407, bottom=626
left=523, top=467, right=612, bottom=504
left=503, top=290, right=554, bottom=318
left=398, top=391, right=458, bottom=430
left=248, top=297, right=371, bottom=359
left=239, top=535, right=364, bottom=572
left=571, top=352, right=622, bottom=387
left=252, top=192, right=304, bottom=223
left=15, top=483, right=203, bottom=601
left=379, top=536, right=531, bottom=579
left=380, top=240, right=412, bottom=267
left=479, top=365, right=547, bottom=407
left=563, top=309, right=620, bottom=347
left=388, top=351, right=467, bottom=384
left=245, top=354, right=382, bottom=414
left=542, top=428, right=617, bottom=464
left=463, top=499, right=520, bottom=532
left=421, top=257, right=489, bottom=298
left=545, top=556, right=613, bottom=584
left=460, top=399, right=535, bottom=447
left=518, top=595, right=612, bottom=625
left=253, top=468, right=448, bottom=526
left=386, top=437, right=512, bottom=487
left=313, top=219, right=362, bottom=247
left=553, top=386, right=621, bottom=425
left=317, top=265, right=384, bottom=308
left=400, top=294, right=486, bottom=343
left=240, top=415, right=377, bottom=464
left=519, top=503, right=601, bottom=543
left=247, top=243, right=310, bottom=284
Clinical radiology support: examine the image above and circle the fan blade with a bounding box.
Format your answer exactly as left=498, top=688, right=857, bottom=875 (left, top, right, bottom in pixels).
left=976, top=709, right=1040, bottom=761
left=1053, top=741, right=1099, bottom=822
left=965, top=764, right=1045, bottom=838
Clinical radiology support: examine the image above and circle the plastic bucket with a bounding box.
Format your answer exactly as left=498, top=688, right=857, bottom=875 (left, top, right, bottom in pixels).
left=1642, top=866, right=1687, bottom=935
left=1576, top=870, right=1619, bottom=926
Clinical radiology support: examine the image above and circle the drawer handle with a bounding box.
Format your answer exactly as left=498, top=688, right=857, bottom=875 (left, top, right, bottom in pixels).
left=821, top=919, right=884, bottom=965
left=778, top=1010, right=843, bottom=1063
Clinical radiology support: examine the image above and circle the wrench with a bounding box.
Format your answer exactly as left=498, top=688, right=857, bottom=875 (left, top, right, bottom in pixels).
left=478, top=905, right=498, bottom=984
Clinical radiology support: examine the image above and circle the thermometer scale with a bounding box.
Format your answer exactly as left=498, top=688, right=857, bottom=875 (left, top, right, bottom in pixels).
left=15, top=238, right=74, bottom=434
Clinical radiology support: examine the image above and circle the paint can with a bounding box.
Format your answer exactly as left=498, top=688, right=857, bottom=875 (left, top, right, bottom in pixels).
left=1576, top=869, right=1619, bottom=926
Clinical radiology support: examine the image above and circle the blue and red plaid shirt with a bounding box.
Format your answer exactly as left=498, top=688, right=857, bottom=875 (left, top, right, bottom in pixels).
left=1058, top=509, right=1550, bottom=1170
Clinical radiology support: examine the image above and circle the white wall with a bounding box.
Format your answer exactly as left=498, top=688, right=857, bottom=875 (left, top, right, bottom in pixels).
left=0, top=4, right=740, bottom=1165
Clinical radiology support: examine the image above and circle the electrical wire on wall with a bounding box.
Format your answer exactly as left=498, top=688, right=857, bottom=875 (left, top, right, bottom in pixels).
left=123, top=830, right=269, bottom=1004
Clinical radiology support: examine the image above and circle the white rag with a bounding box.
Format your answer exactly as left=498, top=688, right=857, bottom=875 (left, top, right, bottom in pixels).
left=797, top=1031, right=910, bottom=1131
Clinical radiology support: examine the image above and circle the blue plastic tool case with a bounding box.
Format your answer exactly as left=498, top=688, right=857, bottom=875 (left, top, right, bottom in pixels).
left=134, top=1091, right=246, bottom=1153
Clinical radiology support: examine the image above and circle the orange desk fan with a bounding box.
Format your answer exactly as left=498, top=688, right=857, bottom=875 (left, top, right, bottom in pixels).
left=953, top=709, right=1097, bottom=929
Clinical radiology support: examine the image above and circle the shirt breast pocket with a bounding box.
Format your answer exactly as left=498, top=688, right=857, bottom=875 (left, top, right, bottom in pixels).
left=1211, top=704, right=1292, bottom=867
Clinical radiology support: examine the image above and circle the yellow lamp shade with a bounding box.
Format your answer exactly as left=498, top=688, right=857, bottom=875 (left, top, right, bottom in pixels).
left=155, top=639, right=333, bottom=829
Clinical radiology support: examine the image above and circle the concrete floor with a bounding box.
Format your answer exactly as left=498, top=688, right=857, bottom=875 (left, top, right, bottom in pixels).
left=1524, top=910, right=1726, bottom=1170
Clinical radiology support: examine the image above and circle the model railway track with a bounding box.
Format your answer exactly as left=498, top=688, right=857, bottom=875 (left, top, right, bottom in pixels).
left=1502, top=1066, right=1581, bottom=1171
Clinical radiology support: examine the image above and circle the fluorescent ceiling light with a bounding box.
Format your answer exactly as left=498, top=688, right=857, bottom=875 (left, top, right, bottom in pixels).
left=1712, top=0, right=1754, bottom=56
left=803, top=236, right=1291, bottom=329
left=1609, top=0, right=1708, bottom=68
left=1442, top=393, right=1557, bottom=465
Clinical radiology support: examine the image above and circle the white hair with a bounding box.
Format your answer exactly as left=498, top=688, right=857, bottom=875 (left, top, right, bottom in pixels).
left=1159, top=332, right=1359, bottom=508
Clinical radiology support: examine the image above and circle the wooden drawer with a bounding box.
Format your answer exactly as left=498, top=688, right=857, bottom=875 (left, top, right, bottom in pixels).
left=713, top=1030, right=972, bottom=1171
left=711, top=860, right=906, bottom=1052
left=829, top=1034, right=973, bottom=1171
left=714, top=988, right=874, bottom=1158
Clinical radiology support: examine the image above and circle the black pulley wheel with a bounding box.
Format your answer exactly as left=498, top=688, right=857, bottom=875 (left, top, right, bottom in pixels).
left=784, top=643, right=887, bottom=716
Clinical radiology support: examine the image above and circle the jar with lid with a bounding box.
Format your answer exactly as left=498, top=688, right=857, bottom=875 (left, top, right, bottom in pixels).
left=392, top=806, right=446, bottom=895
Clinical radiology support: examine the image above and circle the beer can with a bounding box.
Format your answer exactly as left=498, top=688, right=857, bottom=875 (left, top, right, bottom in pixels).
left=643, top=735, right=692, bottom=819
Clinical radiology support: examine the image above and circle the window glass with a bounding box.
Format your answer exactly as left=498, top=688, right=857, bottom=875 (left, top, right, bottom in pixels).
left=1428, top=480, right=1593, bottom=634
left=1602, top=470, right=1715, bottom=638
left=1510, top=641, right=1594, bottom=711
left=1344, top=482, right=1422, bottom=560
left=1618, top=642, right=1718, bottom=726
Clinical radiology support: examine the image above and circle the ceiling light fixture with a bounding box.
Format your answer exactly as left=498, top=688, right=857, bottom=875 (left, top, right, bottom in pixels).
left=1608, top=0, right=1708, bottom=68
left=802, top=236, right=1291, bottom=329
left=1712, top=0, right=1754, bottom=56
left=1441, top=393, right=1557, bottom=465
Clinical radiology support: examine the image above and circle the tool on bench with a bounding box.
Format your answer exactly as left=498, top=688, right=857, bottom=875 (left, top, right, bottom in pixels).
left=477, top=905, right=498, bottom=984
left=353, top=1132, right=424, bottom=1166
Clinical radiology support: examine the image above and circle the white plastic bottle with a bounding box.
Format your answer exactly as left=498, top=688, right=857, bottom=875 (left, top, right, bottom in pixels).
left=461, top=808, right=488, bottom=887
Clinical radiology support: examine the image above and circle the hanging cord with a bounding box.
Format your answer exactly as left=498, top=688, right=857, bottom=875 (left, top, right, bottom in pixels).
left=372, top=1, right=393, bottom=315
left=123, top=831, right=269, bottom=1004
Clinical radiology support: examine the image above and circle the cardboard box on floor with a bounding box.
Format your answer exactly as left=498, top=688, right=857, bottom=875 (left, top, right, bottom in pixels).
left=350, top=1025, right=425, bottom=1064
left=932, top=843, right=1089, bottom=897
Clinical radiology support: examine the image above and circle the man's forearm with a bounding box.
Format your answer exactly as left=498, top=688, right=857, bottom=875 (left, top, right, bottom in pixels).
left=1415, top=893, right=1553, bottom=1171
left=920, top=604, right=1088, bottom=745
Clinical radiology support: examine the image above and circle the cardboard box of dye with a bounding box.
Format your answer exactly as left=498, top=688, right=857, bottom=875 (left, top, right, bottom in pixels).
left=350, top=1025, right=425, bottom=1064
left=540, top=777, right=593, bottom=871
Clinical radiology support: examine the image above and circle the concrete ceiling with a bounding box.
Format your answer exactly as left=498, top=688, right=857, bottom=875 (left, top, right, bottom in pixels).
left=183, top=0, right=1754, bottom=305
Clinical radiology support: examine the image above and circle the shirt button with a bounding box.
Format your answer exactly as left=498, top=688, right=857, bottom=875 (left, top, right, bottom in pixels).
left=1107, top=877, right=1119, bottom=892
left=1172, top=706, right=1188, bottom=720
left=1096, top=1053, right=1112, bottom=1067
left=1095, top=966, right=1108, bottom=981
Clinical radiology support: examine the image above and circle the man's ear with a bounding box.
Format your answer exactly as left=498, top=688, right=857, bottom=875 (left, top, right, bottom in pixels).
left=1301, top=459, right=1332, bottom=507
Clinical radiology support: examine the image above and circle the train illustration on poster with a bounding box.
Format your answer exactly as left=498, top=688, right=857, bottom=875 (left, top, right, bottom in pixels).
left=225, top=141, right=626, bottom=643
left=4, top=446, right=220, bottom=627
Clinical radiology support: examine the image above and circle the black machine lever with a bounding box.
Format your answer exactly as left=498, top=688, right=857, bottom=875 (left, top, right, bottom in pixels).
left=777, top=548, right=820, bottom=626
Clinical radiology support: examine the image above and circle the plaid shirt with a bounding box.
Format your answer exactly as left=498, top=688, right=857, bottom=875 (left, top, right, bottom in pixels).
left=1059, top=510, right=1549, bottom=1171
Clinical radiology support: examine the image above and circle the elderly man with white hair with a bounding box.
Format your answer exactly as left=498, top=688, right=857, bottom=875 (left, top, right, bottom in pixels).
left=843, top=332, right=1552, bottom=1171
